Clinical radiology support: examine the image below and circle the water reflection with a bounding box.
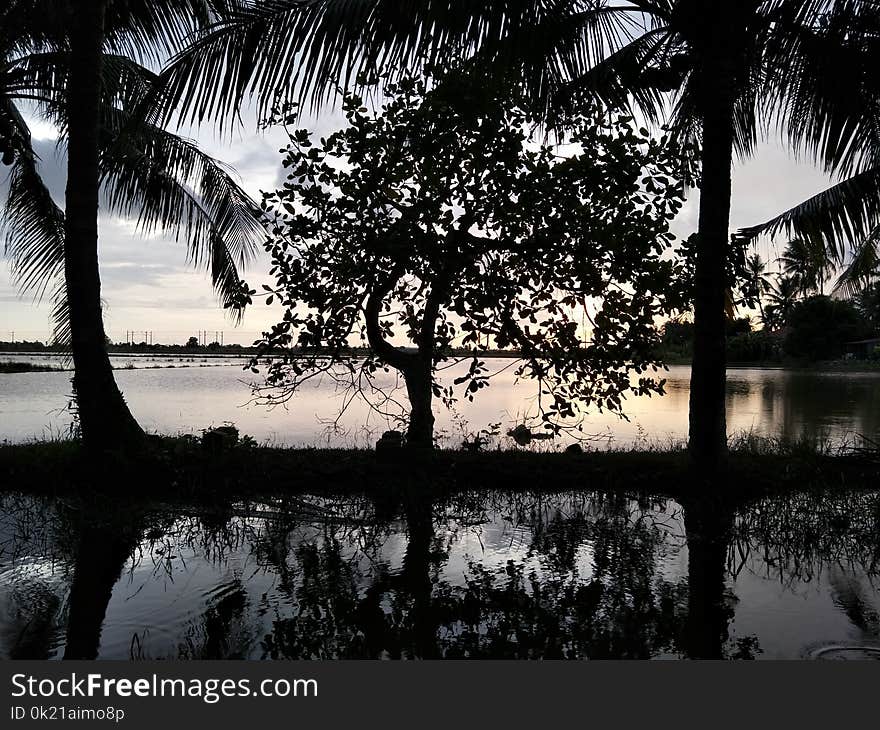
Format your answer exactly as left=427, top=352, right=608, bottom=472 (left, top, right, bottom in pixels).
left=0, top=485, right=879, bottom=659
left=3, top=361, right=880, bottom=448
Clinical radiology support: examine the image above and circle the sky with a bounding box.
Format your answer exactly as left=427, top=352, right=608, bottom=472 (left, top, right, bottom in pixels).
left=0, top=108, right=837, bottom=346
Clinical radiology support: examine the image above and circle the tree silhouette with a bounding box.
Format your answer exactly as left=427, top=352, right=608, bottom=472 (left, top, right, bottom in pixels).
left=0, top=1, right=262, bottom=448
left=554, top=1, right=831, bottom=473
left=60, top=0, right=146, bottom=446
left=741, top=1, right=880, bottom=299
left=253, top=72, right=686, bottom=446
left=777, top=238, right=833, bottom=296
left=762, top=273, right=800, bottom=330
left=743, top=253, right=771, bottom=323
left=153, top=0, right=840, bottom=475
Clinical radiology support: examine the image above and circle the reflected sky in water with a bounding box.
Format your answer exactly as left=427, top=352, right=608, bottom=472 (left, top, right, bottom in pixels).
left=2, top=358, right=880, bottom=448
left=1, top=488, right=878, bottom=660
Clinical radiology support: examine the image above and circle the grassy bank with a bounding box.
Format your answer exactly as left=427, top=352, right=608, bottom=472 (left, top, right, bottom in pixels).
left=1, top=435, right=877, bottom=506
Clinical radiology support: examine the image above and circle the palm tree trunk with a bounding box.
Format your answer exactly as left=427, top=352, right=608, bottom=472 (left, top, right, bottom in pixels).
left=688, top=14, right=735, bottom=479
left=64, top=0, right=143, bottom=450
left=682, top=497, right=733, bottom=659
left=754, top=276, right=766, bottom=324
left=689, top=41, right=736, bottom=476
left=62, top=523, right=135, bottom=660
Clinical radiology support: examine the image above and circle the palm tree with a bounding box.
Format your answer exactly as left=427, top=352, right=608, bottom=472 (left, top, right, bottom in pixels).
left=777, top=237, right=833, bottom=296
left=1, top=1, right=261, bottom=449
left=740, top=1, right=880, bottom=299
left=152, top=0, right=832, bottom=473
left=763, top=273, right=800, bottom=329
left=744, top=253, right=771, bottom=324
left=854, top=281, right=880, bottom=333
left=62, top=0, right=143, bottom=446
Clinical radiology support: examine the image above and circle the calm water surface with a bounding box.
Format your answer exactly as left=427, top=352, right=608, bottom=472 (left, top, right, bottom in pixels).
left=2, top=354, right=879, bottom=448
left=1, top=488, right=878, bottom=659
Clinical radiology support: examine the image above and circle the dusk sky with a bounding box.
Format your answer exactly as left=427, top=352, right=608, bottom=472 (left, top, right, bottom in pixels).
left=1, top=109, right=836, bottom=346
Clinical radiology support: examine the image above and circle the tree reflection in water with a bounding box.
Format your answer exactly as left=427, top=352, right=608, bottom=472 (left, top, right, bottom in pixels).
left=260, top=493, right=727, bottom=659
left=1, top=485, right=879, bottom=659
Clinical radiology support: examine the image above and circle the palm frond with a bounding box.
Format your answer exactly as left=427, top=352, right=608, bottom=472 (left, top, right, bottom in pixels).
left=0, top=99, right=65, bottom=300
left=738, top=165, right=880, bottom=262
left=49, top=279, right=71, bottom=347
left=5, top=50, right=162, bottom=123
left=549, top=24, right=675, bottom=125
left=102, top=0, right=241, bottom=64
left=99, top=106, right=263, bottom=306
left=833, top=224, right=880, bottom=297
left=155, top=0, right=643, bottom=129
left=767, top=0, right=880, bottom=178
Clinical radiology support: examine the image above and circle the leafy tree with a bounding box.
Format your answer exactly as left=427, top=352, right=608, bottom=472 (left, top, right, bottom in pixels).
left=725, top=330, right=779, bottom=363
left=660, top=318, right=695, bottom=359
left=154, top=0, right=841, bottom=472
left=783, top=295, right=868, bottom=361
left=725, top=317, right=753, bottom=338
left=253, top=73, right=686, bottom=447
left=660, top=315, right=777, bottom=363
left=186, top=336, right=200, bottom=348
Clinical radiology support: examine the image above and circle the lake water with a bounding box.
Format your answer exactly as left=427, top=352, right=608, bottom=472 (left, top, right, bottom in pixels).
left=3, top=354, right=880, bottom=660
left=1, top=487, right=879, bottom=660
left=1, top=353, right=879, bottom=449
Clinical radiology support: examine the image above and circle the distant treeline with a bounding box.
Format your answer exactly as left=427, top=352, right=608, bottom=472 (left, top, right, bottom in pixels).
left=0, top=340, right=259, bottom=355
left=658, top=294, right=880, bottom=365
left=0, top=340, right=522, bottom=359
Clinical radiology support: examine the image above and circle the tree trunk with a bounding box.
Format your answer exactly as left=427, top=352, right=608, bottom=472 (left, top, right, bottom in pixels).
left=403, top=360, right=434, bottom=448
left=402, top=494, right=436, bottom=657
left=682, top=497, right=734, bottom=659
left=64, top=0, right=143, bottom=450
left=365, top=268, right=440, bottom=449
left=689, top=32, right=736, bottom=476
left=63, top=524, right=136, bottom=660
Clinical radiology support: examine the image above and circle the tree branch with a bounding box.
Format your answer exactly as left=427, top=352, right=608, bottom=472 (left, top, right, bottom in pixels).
left=365, top=263, right=418, bottom=371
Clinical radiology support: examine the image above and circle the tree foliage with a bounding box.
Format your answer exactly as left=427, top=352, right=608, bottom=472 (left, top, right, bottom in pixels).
left=783, top=295, right=868, bottom=360
left=252, top=72, right=687, bottom=443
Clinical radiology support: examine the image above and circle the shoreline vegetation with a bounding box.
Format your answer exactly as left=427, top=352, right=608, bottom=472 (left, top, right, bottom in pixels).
left=0, top=361, right=65, bottom=373
left=2, top=432, right=878, bottom=505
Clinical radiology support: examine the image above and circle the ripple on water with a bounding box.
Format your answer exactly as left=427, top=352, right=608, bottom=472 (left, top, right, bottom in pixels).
left=803, top=642, right=880, bottom=660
